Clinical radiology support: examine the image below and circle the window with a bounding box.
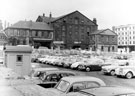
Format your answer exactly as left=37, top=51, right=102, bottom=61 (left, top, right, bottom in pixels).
left=86, top=82, right=100, bottom=88
left=16, top=55, right=23, bottom=62
left=14, top=29, right=17, bottom=36
left=108, top=46, right=110, bottom=52
left=38, top=31, right=42, bottom=37
left=101, top=46, right=104, bottom=51
left=62, top=26, right=66, bottom=31
left=69, top=83, right=85, bottom=92
left=35, top=31, right=38, bottom=37
left=133, top=41, right=135, bottom=44
left=74, top=17, right=79, bottom=24
left=112, top=46, right=115, bottom=52
left=32, top=31, right=36, bottom=37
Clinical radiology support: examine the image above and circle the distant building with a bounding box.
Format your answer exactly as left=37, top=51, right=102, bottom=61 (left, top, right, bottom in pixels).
left=4, top=21, right=53, bottom=48
left=113, top=24, right=135, bottom=52
left=36, top=10, right=98, bottom=49
left=89, top=29, right=118, bottom=52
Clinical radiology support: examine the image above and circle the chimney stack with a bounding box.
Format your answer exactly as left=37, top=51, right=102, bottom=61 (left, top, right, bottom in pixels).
left=49, top=12, right=52, bottom=18
left=43, top=13, right=45, bottom=17
left=93, top=18, right=97, bottom=24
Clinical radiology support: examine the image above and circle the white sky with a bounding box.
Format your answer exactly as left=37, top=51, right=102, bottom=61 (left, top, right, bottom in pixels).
left=0, top=0, right=135, bottom=29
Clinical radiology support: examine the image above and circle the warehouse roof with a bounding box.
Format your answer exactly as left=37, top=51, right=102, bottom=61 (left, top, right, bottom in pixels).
left=7, top=21, right=53, bottom=31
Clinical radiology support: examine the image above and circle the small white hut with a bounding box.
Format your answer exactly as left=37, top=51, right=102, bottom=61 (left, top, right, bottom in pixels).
left=4, top=46, right=32, bottom=76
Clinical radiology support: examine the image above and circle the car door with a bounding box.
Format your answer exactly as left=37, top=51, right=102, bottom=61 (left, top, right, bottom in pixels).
left=67, top=82, right=85, bottom=93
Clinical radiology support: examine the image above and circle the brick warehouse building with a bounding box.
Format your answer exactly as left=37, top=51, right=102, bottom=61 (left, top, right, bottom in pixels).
left=36, top=10, right=98, bottom=49
left=4, top=10, right=117, bottom=51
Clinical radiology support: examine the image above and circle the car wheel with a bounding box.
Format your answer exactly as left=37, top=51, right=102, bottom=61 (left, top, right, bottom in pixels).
left=110, top=70, right=115, bottom=76
left=86, top=67, right=91, bottom=72
left=126, top=72, right=133, bottom=79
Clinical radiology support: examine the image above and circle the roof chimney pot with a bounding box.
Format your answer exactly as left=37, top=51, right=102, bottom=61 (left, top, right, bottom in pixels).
left=43, top=13, right=45, bottom=17
left=49, top=12, right=52, bottom=18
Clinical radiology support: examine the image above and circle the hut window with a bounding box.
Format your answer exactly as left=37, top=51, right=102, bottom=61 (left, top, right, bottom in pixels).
left=17, top=55, right=23, bottom=62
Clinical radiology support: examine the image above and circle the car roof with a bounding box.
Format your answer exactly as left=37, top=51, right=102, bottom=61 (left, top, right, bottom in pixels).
left=33, top=68, right=59, bottom=72
left=45, top=70, right=76, bottom=75
left=61, top=76, right=106, bottom=86
left=79, top=86, right=135, bottom=96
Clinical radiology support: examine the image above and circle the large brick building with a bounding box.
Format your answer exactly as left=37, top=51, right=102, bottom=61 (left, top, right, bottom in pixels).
left=36, top=10, right=98, bottom=49
left=4, top=10, right=117, bottom=51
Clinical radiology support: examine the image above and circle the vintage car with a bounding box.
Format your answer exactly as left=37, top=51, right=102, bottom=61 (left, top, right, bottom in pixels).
left=62, top=58, right=77, bottom=68
left=66, top=86, right=135, bottom=96
left=77, top=58, right=104, bottom=72
left=29, top=67, right=59, bottom=79
left=38, top=70, right=77, bottom=88
left=115, top=65, right=135, bottom=79
left=45, top=76, right=106, bottom=95
left=101, top=60, right=128, bottom=76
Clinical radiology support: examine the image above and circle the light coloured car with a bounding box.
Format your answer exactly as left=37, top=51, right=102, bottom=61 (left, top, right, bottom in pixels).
left=102, top=60, right=128, bottom=76
left=115, top=65, right=135, bottom=79
left=45, top=76, right=106, bottom=96
left=67, top=86, right=135, bottom=96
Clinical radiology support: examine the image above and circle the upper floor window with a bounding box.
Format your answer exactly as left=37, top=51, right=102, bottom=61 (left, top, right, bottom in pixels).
left=87, top=27, right=90, bottom=32
left=62, top=26, right=66, bottom=31
left=74, top=17, right=79, bottom=24
left=35, top=31, right=38, bottom=37
left=14, top=29, right=17, bottom=36
left=32, top=31, right=36, bottom=37
left=38, top=31, right=42, bottom=37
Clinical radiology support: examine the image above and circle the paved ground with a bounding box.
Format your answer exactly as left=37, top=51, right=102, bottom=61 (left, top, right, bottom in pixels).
left=36, top=63, right=135, bottom=89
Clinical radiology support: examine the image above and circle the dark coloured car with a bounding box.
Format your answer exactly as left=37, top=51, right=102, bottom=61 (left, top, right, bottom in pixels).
left=38, top=70, right=77, bottom=88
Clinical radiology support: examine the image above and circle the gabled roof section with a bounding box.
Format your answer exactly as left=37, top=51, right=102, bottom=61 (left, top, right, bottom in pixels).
left=7, top=21, right=53, bottom=31
left=51, top=10, right=97, bottom=26
left=90, top=29, right=117, bottom=36
left=36, top=16, right=56, bottom=23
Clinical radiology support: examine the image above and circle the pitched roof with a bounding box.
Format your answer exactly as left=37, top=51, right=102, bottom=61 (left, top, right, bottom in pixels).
left=7, top=21, right=53, bottom=31
left=51, top=10, right=97, bottom=26
left=90, top=29, right=117, bottom=35
left=37, top=10, right=97, bottom=25
left=37, top=16, right=56, bottom=23
left=4, top=46, right=33, bottom=53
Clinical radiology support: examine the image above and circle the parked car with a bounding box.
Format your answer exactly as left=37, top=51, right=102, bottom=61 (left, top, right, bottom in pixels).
left=44, top=76, right=106, bottom=95
left=38, top=70, right=77, bottom=88
left=29, top=67, right=59, bottom=79
left=77, top=58, right=104, bottom=72
left=62, top=57, right=78, bottom=68
left=115, top=65, right=135, bottom=79
left=101, top=60, right=128, bottom=76
left=67, top=86, right=135, bottom=96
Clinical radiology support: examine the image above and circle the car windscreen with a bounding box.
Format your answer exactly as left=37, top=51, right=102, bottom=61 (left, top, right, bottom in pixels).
left=55, top=80, right=70, bottom=92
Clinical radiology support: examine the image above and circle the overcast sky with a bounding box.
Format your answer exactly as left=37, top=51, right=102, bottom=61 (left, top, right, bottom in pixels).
left=0, top=0, right=135, bottom=29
